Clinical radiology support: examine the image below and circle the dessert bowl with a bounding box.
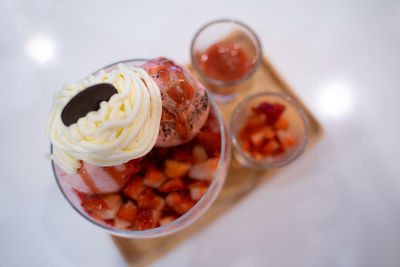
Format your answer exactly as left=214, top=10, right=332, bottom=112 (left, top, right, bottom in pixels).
left=51, top=59, right=230, bottom=238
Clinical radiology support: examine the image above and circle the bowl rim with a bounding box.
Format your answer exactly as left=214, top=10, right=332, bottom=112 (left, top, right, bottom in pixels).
left=51, top=58, right=228, bottom=238
left=230, top=91, right=310, bottom=169
left=190, top=18, right=262, bottom=86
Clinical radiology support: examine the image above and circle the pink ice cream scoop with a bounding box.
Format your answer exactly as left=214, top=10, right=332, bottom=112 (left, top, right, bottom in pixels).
left=141, top=57, right=210, bottom=147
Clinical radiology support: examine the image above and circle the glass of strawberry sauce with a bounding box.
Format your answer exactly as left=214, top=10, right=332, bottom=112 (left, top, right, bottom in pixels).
left=191, top=19, right=262, bottom=102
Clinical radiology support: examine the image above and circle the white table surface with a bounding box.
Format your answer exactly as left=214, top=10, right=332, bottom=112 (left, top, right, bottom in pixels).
left=1, top=0, right=399, bottom=266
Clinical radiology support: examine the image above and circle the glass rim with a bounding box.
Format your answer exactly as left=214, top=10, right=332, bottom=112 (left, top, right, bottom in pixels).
left=51, top=58, right=227, bottom=238
left=230, top=91, right=310, bottom=168
left=190, top=18, right=263, bottom=86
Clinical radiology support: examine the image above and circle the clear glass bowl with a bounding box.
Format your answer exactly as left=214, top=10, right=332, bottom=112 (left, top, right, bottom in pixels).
left=230, top=91, right=309, bottom=169
left=51, top=59, right=231, bottom=238
left=191, top=19, right=262, bottom=102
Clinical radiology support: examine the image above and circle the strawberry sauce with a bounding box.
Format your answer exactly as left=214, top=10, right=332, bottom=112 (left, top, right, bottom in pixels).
left=145, top=58, right=195, bottom=141
left=199, top=41, right=250, bottom=82
left=78, top=165, right=100, bottom=194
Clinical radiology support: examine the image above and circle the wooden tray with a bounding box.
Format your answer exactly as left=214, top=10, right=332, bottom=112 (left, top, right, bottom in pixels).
left=111, top=56, right=324, bottom=267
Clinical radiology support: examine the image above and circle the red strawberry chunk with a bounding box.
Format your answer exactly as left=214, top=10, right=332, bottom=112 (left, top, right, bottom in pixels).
left=190, top=186, right=208, bottom=201
left=174, top=195, right=196, bottom=215
left=136, top=188, right=165, bottom=210
left=277, top=130, right=296, bottom=149
left=253, top=102, right=285, bottom=125
left=249, top=128, right=265, bottom=146
left=143, top=166, right=167, bottom=188
left=189, top=158, right=219, bottom=181
left=262, top=140, right=280, bottom=155
left=165, top=192, right=183, bottom=208
left=192, top=144, right=208, bottom=163
left=82, top=194, right=123, bottom=220
left=274, top=116, right=289, bottom=131
left=116, top=201, right=138, bottom=223
left=159, top=178, right=185, bottom=193
left=123, top=176, right=145, bottom=200
left=261, top=126, right=276, bottom=139
left=164, top=160, right=191, bottom=179
left=81, top=196, right=108, bottom=211
left=165, top=192, right=194, bottom=215
left=252, top=102, right=274, bottom=115
left=134, top=209, right=160, bottom=230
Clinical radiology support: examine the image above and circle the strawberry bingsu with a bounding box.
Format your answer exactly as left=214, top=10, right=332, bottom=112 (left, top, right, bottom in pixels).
left=46, top=58, right=230, bottom=237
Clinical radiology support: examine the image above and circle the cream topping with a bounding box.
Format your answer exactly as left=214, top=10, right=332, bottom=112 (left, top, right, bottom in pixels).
left=46, top=63, right=162, bottom=173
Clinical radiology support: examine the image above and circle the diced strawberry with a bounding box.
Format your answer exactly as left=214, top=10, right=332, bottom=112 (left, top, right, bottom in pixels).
left=159, top=215, right=178, bottom=226
left=245, top=114, right=266, bottom=129
left=277, top=130, right=296, bottom=148
left=165, top=193, right=195, bottom=215
left=192, top=144, right=208, bottom=164
left=143, top=166, right=167, bottom=188
left=274, top=116, right=289, bottom=131
left=262, top=140, right=280, bottom=154
left=252, top=102, right=274, bottom=115
left=174, top=195, right=195, bottom=215
left=123, top=176, right=145, bottom=200
left=249, top=128, right=265, bottom=146
left=239, top=114, right=265, bottom=140
left=136, top=188, right=165, bottom=210
left=82, top=194, right=123, bottom=220
left=159, top=178, right=185, bottom=193
left=81, top=196, right=108, bottom=211
left=241, top=139, right=251, bottom=152
left=253, top=102, right=285, bottom=125
left=164, top=160, right=191, bottom=179
left=261, top=126, right=276, bottom=139
left=189, top=158, right=219, bottom=181
left=190, top=186, right=208, bottom=201
left=165, top=192, right=183, bottom=208
left=134, top=208, right=160, bottom=230
left=116, top=201, right=138, bottom=223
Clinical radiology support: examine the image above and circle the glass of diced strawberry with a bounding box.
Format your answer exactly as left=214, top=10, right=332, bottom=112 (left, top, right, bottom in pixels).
left=51, top=60, right=231, bottom=238
left=230, top=92, right=309, bottom=169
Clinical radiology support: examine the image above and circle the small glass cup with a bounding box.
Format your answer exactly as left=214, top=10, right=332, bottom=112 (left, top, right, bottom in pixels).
left=191, top=19, right=262, bottom=102
left=51, top=59, right=231, bottom=238
left=230, top=92, right=309, bottom=169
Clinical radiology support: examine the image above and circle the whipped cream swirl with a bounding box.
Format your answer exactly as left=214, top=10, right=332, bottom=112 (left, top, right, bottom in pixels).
left=46, top=63, right=162, bottom=173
